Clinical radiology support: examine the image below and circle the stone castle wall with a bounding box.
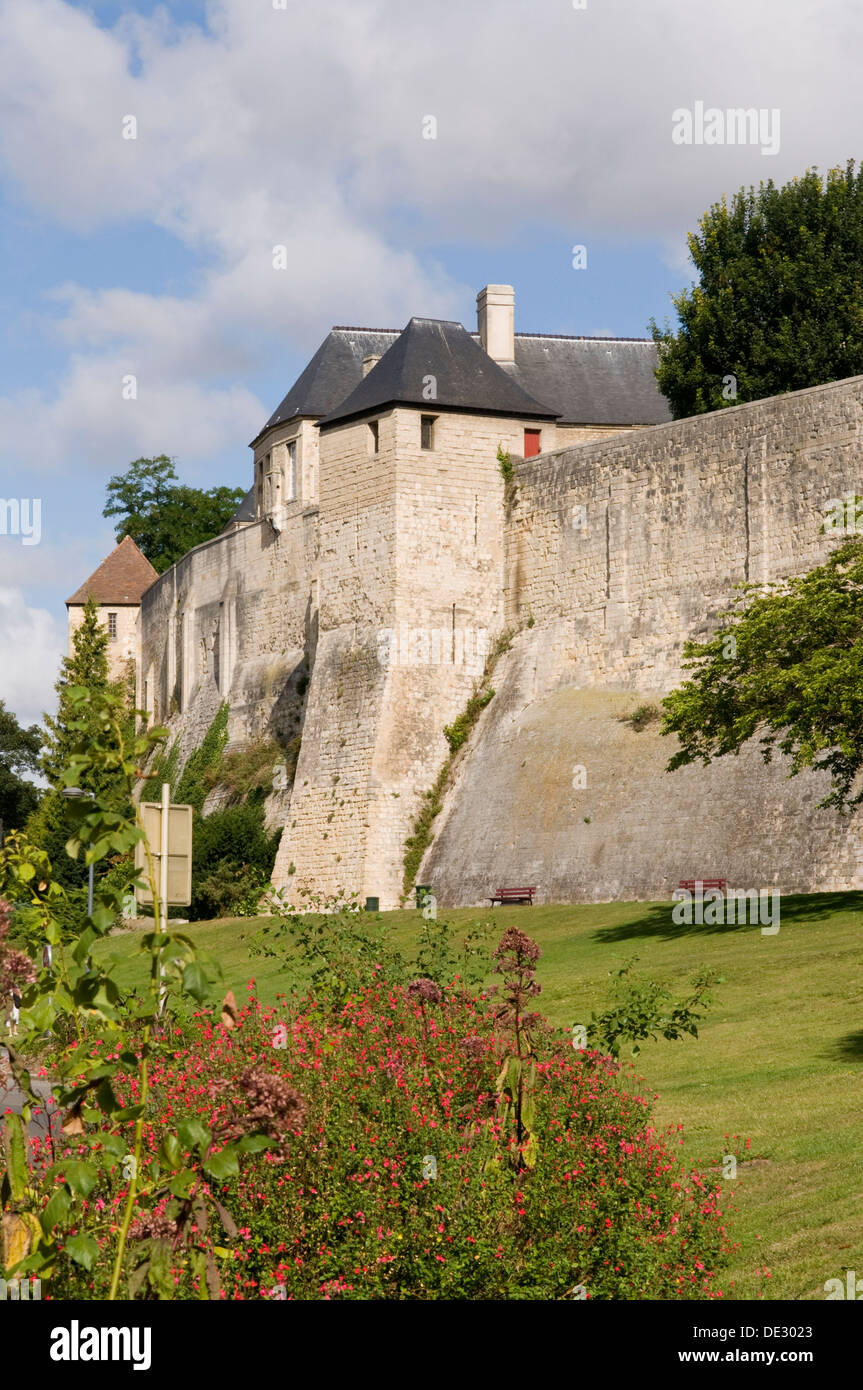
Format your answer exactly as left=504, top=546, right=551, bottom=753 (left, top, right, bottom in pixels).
left=139, top=504, right=317, bottom=792
left=140, top=372, right=863, bottom=909
left=270, top=406, right=525, bottom=908
left=422, top=374, right=863, bottom=904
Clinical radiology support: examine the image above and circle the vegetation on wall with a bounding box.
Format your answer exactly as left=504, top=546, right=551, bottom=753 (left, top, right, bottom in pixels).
left=402, top=630, right=513, bottom=900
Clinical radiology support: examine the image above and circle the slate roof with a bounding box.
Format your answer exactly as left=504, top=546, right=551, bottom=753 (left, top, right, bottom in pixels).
left=504, top=334, right=671, bottom=426
left=254, top=320, right=670, bottom=443
left=223, top=486, right=257, bottom=528
left=252, top=328, right=399, bottom=443
left=66, top=535, right=158, bottom=606
left=319, top=318, right=559, bottom=429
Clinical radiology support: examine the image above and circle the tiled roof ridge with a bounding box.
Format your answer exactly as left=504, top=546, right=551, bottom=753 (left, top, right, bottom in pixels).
left=66, top=534, right=159, bottom=606
left=331, top=324, right=653, bottom=343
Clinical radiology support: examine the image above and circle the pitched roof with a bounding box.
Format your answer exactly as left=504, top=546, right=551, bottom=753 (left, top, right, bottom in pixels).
left=319, top=318, right=559, bottom=429
left=505, top=334, right=672, bottom=426
left=252, top=328, right=399, bottom=443
left=223, top=486, right=256, bottom=529
left=66, top=535, right=159, bottom=606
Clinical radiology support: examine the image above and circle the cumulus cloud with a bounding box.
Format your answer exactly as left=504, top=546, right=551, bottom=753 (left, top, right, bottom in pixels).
left=0, top=0, right=860, bottom=478
left=0, top=587, right=63, bottom=729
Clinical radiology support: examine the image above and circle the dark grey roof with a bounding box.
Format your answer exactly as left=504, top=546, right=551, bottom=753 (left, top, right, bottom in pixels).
left=503, top=334, right=671, bottom=426
left=319, top=318, right=559, bottom=429
left=222, top=486, right=256, bottom=530
left=252, top=328, right=399, bottom=443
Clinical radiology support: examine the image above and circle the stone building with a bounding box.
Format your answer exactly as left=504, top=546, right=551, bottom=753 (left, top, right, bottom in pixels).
left=70, top=281, right=863, bottom=908
left=127, top=284, right=668, bottom=907
left=66, top=534, right=158, bottom=686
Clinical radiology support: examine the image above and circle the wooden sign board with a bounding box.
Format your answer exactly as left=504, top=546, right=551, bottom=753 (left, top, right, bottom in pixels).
left=135, top=802, right=193, bottom=906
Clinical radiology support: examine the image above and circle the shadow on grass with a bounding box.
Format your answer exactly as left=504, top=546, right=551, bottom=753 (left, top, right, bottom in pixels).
left=825, top=1030, right=863, bottom=1064
left=593, top=892, right=863, bottom=945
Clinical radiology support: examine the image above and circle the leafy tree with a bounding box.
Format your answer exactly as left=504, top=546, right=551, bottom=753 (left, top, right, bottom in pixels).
left=27, top=598, right=130, bottom=892
left=661, top=536, right=863, bottom=809
left=104, top=455, right=246, bottom=573
left=0, top=701, right=42, bottom=835
left=650, top=161, right=863, bottom=418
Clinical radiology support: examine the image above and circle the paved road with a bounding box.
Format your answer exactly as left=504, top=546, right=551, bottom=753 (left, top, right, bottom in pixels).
left=0, top=1052, right=61, bottom=1140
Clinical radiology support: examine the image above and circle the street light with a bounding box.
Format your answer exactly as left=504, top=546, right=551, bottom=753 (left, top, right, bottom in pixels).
left=60, top=787, right=94, bottom=916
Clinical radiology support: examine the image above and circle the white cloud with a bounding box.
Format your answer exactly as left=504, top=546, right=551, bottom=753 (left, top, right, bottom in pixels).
left=0, top=587, right=63, bottom=728
left=0, top=0, right=861, bottom=478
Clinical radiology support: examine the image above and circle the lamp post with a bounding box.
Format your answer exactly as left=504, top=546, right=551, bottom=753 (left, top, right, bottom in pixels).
left=60, top=787, right=94, bottom=916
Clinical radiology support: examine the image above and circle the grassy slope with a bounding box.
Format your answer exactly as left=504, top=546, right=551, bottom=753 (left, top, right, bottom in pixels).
left=98, top=892, right=863, bottom=1301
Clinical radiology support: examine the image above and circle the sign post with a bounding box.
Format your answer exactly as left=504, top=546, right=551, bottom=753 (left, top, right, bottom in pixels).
left=135, top=787, right=193, bottom=1013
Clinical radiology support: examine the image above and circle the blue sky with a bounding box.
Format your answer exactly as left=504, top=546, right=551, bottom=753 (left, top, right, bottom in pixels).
left=0, top=0, right=859, bottom=727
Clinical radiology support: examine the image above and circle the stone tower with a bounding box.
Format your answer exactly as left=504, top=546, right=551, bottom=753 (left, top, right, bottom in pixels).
left=66, top=535, right=158, bottom=689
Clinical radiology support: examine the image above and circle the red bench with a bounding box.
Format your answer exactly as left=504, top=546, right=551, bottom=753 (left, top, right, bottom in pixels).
left=678, top=879, right=727, bottom=895
left=489, top=886, right=537, bottom=906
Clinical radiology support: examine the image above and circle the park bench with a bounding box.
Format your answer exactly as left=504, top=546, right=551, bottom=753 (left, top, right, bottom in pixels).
left=488, top=885, right=537, bottom=906
left=678, top=878, right=727, bottom=895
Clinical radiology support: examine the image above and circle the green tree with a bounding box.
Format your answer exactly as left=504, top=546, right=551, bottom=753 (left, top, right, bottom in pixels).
left=104, top=455, right=246, bottom=573
left=650, top=161, right=863, bottom=418
left=0, top=701, right=42, bottom=835
left=661, top=536, right=863, bottom=810
left=27, top=598, right=130, bottom=892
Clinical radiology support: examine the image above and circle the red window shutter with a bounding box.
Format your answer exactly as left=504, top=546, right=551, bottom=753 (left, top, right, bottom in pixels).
left=524, top=428, right=541, bottom=457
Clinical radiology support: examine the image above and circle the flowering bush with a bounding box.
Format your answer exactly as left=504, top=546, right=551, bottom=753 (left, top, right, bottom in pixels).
left=0, top=684, right=731, bottom=1300
left=24, top=971, right=731, bottom=1301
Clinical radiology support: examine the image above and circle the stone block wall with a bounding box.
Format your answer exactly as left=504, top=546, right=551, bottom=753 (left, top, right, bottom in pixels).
left=139, top=506, right=315, bottom=774
left=421, top=375, right=863, bottom=904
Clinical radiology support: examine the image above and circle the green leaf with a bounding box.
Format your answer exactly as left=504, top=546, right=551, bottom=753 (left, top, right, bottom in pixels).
left=113, top=1104, right=146, bottom=1123
left=177, top=1119, right=211, bottom=1151
left=53, top=1160, right=98, bottom=1198
left=168, top=1169, right=197, bottom=1199
left=182, top=961, right=209, bottom=1002
left=41, top=1186, right=73, bottom=1233
left=2, top=1113, right=29, bottom=1203
left=237, top=1133, right=272, bottom=1154
left=159, top=1134, right=182, bottom=1170
left=65, top=1234, right=100, bottom=1271
left=98, top=1133, right=127, bottom=1161
left=202, top=1145, right=240, bottom=1180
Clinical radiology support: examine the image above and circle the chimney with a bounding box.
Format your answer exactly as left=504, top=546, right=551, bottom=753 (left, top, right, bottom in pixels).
left=362, top=354, right=381, bottom=377
left=477, top=284, right=515, bottom=364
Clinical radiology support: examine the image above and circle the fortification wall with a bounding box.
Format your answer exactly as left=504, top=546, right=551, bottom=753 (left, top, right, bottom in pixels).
left=139, top=505, right=316, bottom=780
left=271, top=407, right=522, bottom=908
left=423, top=375, right=863, bottom=904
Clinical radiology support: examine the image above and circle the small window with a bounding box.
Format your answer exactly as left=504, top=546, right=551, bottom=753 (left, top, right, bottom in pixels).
left=287, top=440, right=297, bottom=500
left=369, top=420, right=379, bottom=454
left=421, top=415, right=436, bottom=450
left=524, top=429, right=542, bottom=458
left=107, top=612, right=117, bottom=640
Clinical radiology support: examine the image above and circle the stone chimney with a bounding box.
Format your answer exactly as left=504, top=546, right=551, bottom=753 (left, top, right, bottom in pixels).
left=362, top=354, right=381, bottom=377
left=477, top=284, right=515, bottom=364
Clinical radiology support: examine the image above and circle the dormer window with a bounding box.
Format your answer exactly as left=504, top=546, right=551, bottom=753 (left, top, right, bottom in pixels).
left=369, top=420, right=379, bottom=454
left=421, top=415, right=436, bottom=450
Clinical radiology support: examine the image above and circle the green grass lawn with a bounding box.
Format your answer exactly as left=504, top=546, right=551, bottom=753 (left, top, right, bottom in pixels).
left=97, top=892, right=863, bottom=1301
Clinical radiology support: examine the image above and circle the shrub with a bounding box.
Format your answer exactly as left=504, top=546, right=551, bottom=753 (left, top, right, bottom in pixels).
left=27, top=964, right=731, bottom=1301
left=211, top=734, right=300, bottom=800
left=175, top=703, right=229, bottom=812
left=190, top=801, right=281, bottom=920
left=621, top=703, right=662, bottom=732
